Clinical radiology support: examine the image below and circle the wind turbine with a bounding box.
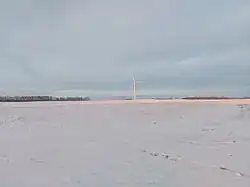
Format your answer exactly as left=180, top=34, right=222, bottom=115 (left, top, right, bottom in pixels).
left=130, top=75, right=144, bottom=100
left=132, top=76, right=136, bottom=100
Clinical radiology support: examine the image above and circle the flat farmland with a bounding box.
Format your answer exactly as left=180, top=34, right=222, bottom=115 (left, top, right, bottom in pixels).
left=0, top=101, right=250, bottom=187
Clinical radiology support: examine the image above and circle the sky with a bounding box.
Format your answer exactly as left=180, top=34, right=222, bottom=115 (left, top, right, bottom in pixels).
left=0, top=0, right=250, bottom=97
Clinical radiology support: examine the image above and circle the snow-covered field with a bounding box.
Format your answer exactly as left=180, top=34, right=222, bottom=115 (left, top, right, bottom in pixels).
left=0, top=101, right=250, bottom=187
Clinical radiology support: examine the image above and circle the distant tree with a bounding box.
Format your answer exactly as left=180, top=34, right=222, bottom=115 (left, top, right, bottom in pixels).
left=82, top=97, right=91, bottom=101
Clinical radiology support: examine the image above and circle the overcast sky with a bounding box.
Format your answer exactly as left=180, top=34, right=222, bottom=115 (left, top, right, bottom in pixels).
left=0, top=0, right=249, bottom=96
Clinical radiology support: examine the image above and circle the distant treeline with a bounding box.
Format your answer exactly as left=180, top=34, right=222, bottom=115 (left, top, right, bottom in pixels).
left=126, top=96, right=250, bottom=100
left=0, top=96, right=91, bottom=102
left=181, top=96, right=250, bottom=100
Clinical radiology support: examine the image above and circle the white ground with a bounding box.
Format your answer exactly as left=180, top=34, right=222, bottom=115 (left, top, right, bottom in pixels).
left=0, top=101, right=250, bottom=187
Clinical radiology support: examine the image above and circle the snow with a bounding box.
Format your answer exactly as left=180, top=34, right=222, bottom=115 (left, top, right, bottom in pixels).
left=0, top=102, right=250, bottom=187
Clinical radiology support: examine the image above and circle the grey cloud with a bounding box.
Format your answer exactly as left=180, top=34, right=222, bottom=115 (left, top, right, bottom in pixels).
left=0, top=0, right=249, bottom=96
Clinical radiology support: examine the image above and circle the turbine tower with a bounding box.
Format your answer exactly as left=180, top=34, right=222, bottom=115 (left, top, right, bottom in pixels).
left=132, top=76, right=136, bottom=100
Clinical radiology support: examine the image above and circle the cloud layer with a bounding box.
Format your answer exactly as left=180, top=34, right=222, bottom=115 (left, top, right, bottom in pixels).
left=0, top=0, right=250, bottom=96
